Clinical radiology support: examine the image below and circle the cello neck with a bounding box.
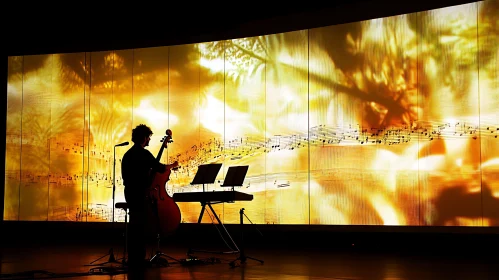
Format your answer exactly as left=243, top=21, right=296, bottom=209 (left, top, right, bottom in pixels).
left=156, top=132, right=171, bottom=161
left=156, top=140, right=166, bottom=161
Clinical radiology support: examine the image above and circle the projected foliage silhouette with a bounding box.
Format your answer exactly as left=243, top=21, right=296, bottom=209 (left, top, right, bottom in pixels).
left=4, top=0, right=498, bottom=226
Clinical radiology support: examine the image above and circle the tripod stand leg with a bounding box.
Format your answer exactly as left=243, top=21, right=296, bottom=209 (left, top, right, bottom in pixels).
left=197, top=204, right=206, bottom=223
left=150, top=252, right=181, bottom=263
left=207, top=203, right=240, bottom=252
left=148, top=234, right=181, bottom=267
left=229, top=208, right=264, bottom=267
left=89, top=251, right=111, bottom=264
left=86, top=248, right=123, bottom=266
left=230, top=250, right=264, bottom=266
left=244, top=255, right=264, bottom=264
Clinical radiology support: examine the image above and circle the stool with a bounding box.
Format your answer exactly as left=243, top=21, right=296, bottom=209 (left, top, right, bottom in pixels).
left=115, top=202, right=129, bottom=264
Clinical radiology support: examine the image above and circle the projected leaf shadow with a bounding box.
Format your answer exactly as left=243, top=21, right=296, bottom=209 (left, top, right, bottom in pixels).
left=4, top=1, right=499, bottom=226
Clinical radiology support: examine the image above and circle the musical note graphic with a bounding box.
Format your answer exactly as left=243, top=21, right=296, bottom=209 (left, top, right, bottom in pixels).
left=7, top=118, right=496, bottom=197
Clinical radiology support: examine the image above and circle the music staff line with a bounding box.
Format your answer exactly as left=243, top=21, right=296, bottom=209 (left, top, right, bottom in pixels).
left=5, top=171, right=122, bottom=189
left=167, top=121, right=498, bottom=181
left=50, top=203, right=126, bottom=222
left=5, top=121, right=498, bottom=186
left=39, top=165, right=437, bottom=221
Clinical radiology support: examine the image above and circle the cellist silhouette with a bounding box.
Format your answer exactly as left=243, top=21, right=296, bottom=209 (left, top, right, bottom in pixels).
left=121, top=124, right=178, bottom=272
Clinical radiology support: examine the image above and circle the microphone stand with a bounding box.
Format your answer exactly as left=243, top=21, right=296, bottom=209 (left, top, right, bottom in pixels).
left=86, top=142, right=128, bottom=267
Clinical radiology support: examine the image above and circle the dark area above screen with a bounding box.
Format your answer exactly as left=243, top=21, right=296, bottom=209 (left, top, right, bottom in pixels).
left=4, top=0, right=477, bottom=56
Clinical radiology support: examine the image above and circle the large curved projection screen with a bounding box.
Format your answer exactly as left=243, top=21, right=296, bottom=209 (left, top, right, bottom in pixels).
left=4, top=1, right=498, bottom=226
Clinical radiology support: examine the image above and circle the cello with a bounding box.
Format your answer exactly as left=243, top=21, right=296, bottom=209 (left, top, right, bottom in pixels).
left=147, top=129, right=181, bottom=236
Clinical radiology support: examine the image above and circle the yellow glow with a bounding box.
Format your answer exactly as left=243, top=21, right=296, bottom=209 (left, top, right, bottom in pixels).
left=371, top=194, right=405, bottom=225
left=4, top=1, right=498, bottom=226
left=135, top=99, right=178, bottom=127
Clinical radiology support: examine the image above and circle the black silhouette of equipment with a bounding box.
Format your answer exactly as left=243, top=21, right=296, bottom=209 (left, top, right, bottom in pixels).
left=190, top=163, right=222, bottom=192
left=172, top=165, right=253, bottom=255
left=229, top=208, right=264, bottom=268
left=220, top=165, right=249, bottom=191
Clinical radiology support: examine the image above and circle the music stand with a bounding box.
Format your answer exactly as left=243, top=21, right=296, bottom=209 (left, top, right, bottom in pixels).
left=220, top=166, right=249, bottom=191
left=190, top=163, right=222, bottom=192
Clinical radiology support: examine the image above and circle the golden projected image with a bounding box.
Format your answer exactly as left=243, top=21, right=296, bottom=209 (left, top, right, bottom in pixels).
left=4, top=1, right=498, bottom=226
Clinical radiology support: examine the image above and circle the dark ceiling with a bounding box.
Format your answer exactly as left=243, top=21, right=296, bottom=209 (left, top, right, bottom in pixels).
left=5, top=0, right=476, bottom=55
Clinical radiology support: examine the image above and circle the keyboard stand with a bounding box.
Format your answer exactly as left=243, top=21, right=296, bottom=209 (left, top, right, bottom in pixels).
left=188, top=200, right=240, bottom=255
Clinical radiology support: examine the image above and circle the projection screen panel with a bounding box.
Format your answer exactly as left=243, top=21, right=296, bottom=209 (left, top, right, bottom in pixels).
left=4, top=1, right=498, bottom=226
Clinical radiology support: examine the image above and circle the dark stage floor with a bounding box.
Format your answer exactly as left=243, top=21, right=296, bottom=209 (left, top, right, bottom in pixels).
left=1, top=238, right=498, bottom=280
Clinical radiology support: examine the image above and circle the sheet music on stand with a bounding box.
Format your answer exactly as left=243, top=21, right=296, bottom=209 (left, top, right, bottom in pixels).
left=190, top=163, right=222, bottom=192
left=220, top=165, right=249, bottom=191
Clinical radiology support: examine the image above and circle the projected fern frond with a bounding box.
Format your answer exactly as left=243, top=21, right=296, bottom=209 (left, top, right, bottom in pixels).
left=198, top=37, right=268, bottom=84
left=88, top=98, right=130, bottom=151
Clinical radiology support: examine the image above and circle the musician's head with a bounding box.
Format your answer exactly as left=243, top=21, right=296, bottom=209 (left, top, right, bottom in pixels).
left=132, top=124, right=153, bottom=147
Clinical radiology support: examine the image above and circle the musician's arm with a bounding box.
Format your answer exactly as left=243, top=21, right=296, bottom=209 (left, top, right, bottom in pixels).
left=147, top=150, right=167, bottom=173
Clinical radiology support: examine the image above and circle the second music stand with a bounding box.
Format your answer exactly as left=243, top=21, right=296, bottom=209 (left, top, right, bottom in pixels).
left=220, top=166, right=249, bottom=191
left=191, top=163, right=222, bottom=192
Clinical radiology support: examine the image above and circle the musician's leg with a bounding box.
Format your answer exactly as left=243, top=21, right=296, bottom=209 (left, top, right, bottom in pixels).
left=127, top=209, right=139, bottom=268
left=127, top=207, right=147, bottom=271
left=126, top=216, right=146, bottom=280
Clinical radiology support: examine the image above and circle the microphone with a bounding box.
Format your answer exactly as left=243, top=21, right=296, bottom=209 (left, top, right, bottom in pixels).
left=115, top=141, right=129, bottom=147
